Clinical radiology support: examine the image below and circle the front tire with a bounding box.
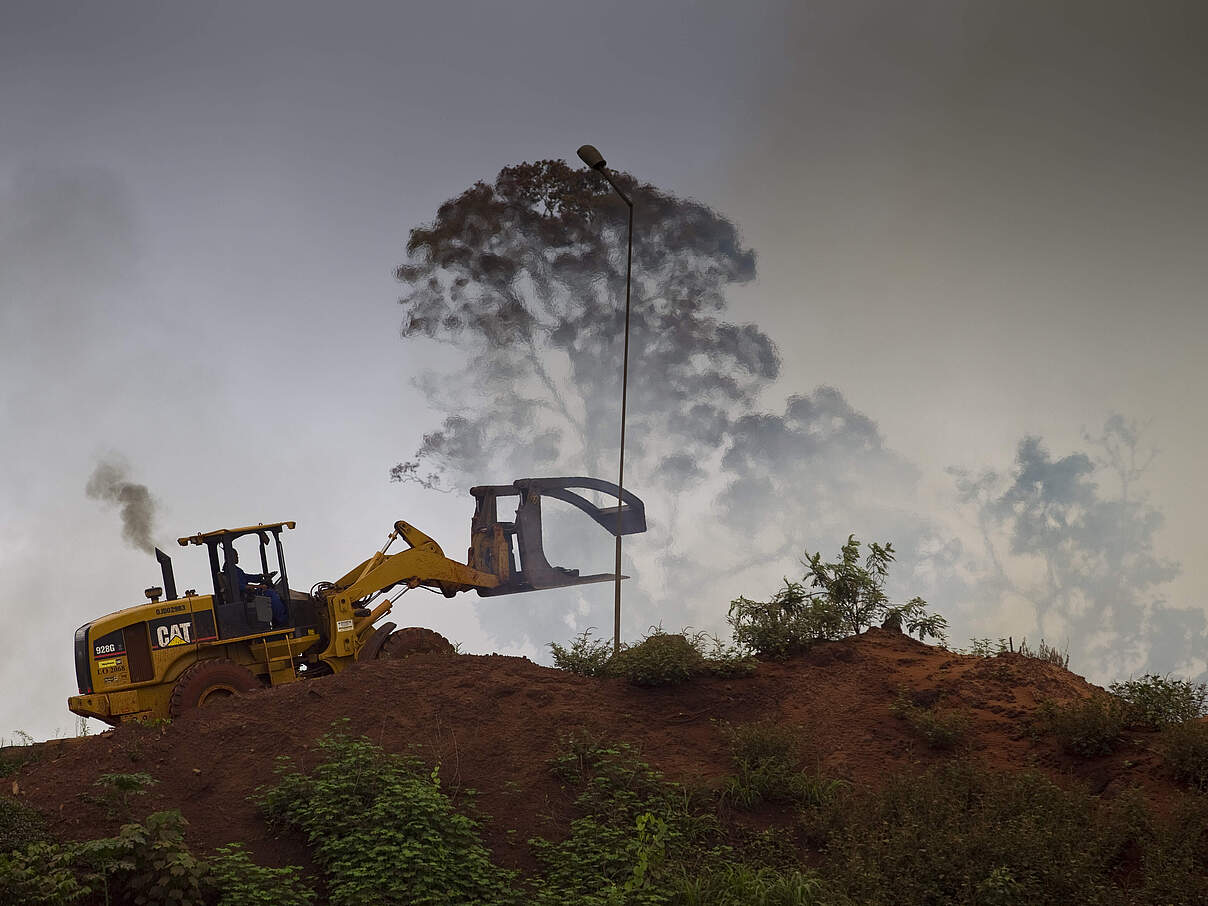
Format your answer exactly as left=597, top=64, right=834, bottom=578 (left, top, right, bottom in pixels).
left=378, top=627, right=455, bottom=659
left=169, top=659, right=261, bottom=717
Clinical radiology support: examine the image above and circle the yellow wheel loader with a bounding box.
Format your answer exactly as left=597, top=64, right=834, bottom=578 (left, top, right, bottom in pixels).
left=68, top=478, right=645, bottom=725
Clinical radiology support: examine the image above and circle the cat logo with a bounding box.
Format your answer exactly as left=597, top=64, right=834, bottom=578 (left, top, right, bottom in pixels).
left=156, top=622, right=193, bottom=648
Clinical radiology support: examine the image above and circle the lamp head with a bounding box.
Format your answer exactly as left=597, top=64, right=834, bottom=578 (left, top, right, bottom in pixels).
left=577, top=144, right=607, bottom=171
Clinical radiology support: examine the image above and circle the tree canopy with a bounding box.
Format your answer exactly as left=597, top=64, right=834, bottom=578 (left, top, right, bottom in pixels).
left=393, top=159, right=770, bottom=489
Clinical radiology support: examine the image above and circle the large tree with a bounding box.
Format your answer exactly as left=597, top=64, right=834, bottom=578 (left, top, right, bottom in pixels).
left=392, top=161, right=956, bottom=647
left=394, top=160, right=770, bottom=488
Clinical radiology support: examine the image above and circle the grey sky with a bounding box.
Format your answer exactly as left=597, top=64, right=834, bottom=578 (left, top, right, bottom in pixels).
left=2, top=1, right=1204, bottom=740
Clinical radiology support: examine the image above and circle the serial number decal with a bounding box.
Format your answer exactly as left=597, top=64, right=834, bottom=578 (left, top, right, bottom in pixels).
left=336, top=619, right=354, bottom=633
left=154, top=603, right=188, bottom=616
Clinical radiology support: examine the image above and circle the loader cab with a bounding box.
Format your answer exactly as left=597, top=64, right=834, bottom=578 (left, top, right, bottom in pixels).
left=178, top=521, right=314, bottom=639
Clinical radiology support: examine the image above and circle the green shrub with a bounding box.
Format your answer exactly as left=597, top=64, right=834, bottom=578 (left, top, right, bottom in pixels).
left=0, top=842, right=87, bottom=905
left=728, top=536, right=947, bottom=658
left=74, top=810, right=208, bottom=906
left=1137, top=797, right=1208, bottom=904
left=608, top=629, right=705, bottom=687
left=532, top=739, right=712, bottom=905
left=550, top=629, right=614, bottom=677
left=728, top=581, right=840, bottom=659
left=889, top=695, right=971, bottom=750
left=530, top=735, right=818, bottom=906
left=1109, top=674, right=1208, bottom=730
left=0, top=796, right=48, bottom=854
left=965, top=638, right=1011, bottom=658
left=260, top=726, right=517, bottom=906
left=720, top=723, right=846, bottom=810
left=83, top=771, right=157, bottom=820
left=818, top=762, right=1131, bottom=906
left=0, top=810, right=311, bottom=906
left=551, top=628, right=755, bottom=686
left=1035, top=696, right=1127, bottom=757
left=670, top=863, right=823, bottom=905
left=0, top=737, right=39, bottom=779
left=697, top=634, right=758, bottom=679
left=206, top=842, right=315, bottom=906
left=1160, top=720, right=1208, bottom=790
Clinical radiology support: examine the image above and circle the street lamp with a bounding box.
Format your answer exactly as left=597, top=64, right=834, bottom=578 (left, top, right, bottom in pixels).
left=577, top=143, right=633, bottom=655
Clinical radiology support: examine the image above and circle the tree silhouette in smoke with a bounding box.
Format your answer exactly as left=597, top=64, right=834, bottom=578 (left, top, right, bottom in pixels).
left=392, top=160, right=937, bottom=647
left=953, top=417, right=1193, bottom=679
left=393, top=159, right=769, bottom=489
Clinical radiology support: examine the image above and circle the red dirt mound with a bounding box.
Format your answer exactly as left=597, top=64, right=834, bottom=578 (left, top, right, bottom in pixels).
left=11, top=629, right=1178, bottom=872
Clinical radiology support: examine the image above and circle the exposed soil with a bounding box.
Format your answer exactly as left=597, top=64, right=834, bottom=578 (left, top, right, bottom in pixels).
left=10, top=629, right=1182, bottom=874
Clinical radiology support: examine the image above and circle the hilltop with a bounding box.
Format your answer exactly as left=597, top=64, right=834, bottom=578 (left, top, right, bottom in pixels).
left=10, top=627, right=1188, bottom=879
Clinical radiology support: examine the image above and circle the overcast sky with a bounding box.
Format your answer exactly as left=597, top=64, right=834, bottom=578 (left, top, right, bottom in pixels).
left=2, top=1, right=1204, bottom=741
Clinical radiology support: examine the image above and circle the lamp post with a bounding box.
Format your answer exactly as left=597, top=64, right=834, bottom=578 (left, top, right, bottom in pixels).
left=577, top=143, right=633, bottom=655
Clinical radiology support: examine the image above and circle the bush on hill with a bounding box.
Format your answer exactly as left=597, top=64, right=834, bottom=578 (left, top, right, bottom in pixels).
left=817, top=760, right=1208, bottom=906
left=550, top=628, right=755, bottom=686
left=720, top=722, right=846, bottom=810
left=1160, top=720, right=1208, bottom=791
left=1109, top=674, right=1208, bottom=730
left=728, top=535, right=947, bottom=658
left=259, top=725, right=517, bottom=906
left=1035, top=696, right=1129, bottom=757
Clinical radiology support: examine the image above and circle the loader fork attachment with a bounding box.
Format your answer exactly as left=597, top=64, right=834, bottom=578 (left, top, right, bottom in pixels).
left=468, top=478, right=646, bottom=596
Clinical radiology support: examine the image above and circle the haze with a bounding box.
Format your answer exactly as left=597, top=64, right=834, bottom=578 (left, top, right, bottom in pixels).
left=2, top=1, right=1205, bottom=741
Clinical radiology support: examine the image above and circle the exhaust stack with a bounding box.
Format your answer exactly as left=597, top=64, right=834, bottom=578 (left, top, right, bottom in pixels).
left=155, top=547, right=178, bottom=602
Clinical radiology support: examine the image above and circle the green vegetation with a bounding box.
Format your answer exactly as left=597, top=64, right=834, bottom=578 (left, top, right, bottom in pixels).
left=719, top=722, right=846, bottom=809
left=550, top=627, right=754, bottom=687
left=549, top=629, right=614, bottom=676
left=1035, top=675, right=1208, bottom=759
left=0, top=733, right=40, bottom=779
left=0, top=809, right=312, bottom=906
left=260, top=725, right=517, bottom=906
left=888, top=694, right=971, bottom=750
left=1109, top=674, right=1208, bottom=729
left=608, top=630, right=706, bottom=687
left=817, top=761, right=1208, bottom=906
left=1035, top=696, right=1129, bottom=757
left=84, top=771, right=157, bottom=819
left=6, top=719, right=1208, bottom=904
left=0, top=796, right=48, bottom=853
left=0, top=841, right=87, bottom=905
left=207, top=843, right=316, bottom=906
left=965, top=637, right=1011, bottom=658
left=533, top=734, right=822, bottom=905
left=1160, top=720, right=1208, bottom=791
left=727, top=536, right=947, bottom=658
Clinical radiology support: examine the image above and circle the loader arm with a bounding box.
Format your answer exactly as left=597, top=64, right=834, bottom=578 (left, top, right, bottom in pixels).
left=333, top=520, right=501, bottom=603
left=313, top=477, right=645, bottom=666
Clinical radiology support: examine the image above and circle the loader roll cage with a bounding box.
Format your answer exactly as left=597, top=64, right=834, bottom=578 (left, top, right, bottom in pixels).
left=177, top=522, right=311, bottom=638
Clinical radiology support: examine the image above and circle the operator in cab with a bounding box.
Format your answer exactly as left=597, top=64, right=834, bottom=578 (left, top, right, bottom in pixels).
left=225, top=548, right=288, bottom=628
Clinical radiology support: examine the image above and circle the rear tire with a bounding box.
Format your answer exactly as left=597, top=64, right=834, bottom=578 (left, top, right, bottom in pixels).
left=169, top=659, right=261, bottom=717
left=378, top=627, right=455, bottom=659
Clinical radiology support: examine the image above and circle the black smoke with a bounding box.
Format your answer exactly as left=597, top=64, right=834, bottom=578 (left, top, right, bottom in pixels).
left=86, top=459, right=158, bottom=555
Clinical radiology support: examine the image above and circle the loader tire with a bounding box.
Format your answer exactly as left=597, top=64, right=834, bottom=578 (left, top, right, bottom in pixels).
left=378, top=627, right=455, bottom=659
left=169, top=659, right=261, bottom=717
